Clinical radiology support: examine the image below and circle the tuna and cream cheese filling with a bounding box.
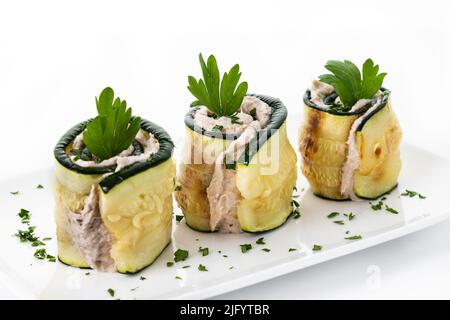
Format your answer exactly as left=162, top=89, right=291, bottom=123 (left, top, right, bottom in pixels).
left=310, top=80, right=384, bottom=200
left=71, top=130, right=160, bottom=172
left=195, top=96, right=272, bottom=233
left=66, top=130, right=160, bottom=271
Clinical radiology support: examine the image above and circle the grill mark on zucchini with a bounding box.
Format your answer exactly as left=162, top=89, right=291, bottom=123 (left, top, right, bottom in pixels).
left=299, top=108, right=322, bottom=163
left=54, top=117, right=174, bottom=193
left=184, top=94, right=288, bottom=165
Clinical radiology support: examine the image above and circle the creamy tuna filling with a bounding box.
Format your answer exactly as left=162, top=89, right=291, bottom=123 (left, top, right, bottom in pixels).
left=340, top=97, right=383, bottom=200
left=310, top=80, right=383, bottom=199
left=71, top=130, right=160, bottom=171
left=67, top=130, right=160, bottom=270
left=196, top=96, right=272, bottom=233
left=67, top=186, right=115, bottom=271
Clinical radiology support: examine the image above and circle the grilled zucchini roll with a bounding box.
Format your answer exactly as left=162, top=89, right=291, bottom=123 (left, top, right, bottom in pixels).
left=53, top=87, right=175, bottom=273
left=299, top=59, right=402, bottom=200
left=175, top=54, right=297, bottom=233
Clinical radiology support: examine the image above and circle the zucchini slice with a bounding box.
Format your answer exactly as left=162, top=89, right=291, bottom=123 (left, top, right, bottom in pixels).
left=299, top=88, right=402, bottom=200
left=175, top=94, right=297, bottom=233
left=53, top=118, right=175, bottom=273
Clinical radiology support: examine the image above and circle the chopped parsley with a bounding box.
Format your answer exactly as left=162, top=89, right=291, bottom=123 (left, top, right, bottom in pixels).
left=42, top=237, right=52, bottom=241
left=33, top=248, right=55, bottom=262
left=327, top=212, right=339, bottom=218
left=15, top=226, right=40, bottom=244
left=85, top=272, right=90, bottom=276
left=262, top=248, right=271, bottom=252
left=345, top=235, right=362, bottom=240
left=198, top=264, right=208, bottom=272
left=370, top=200, right=384, bottom=211
left=212, top=124, right=224, bottom=132
left=249, top=108, right=257, bottom=118
left=166, top=261, right=174, bottom=267
left=198, top=247, right=209, bottom=256
left=230, top=114, right=243, bottom=125
left=291, top=199, right=301, bottom=219
left=140, top=276, right=146, bottom=281
left=334, top=220, right=345, bottom=225
left=174, top=185, right=182, bottom=192
left=256, top=237, right=266, bottom=245
left=385, top=205, right=399, bottom=214
left=34, top=248, right=46, bottom=259
left=289, top=248, right=297, bottom=252
left=18, top=208, right=31, bottom=224
left=10, top=191, right=19, bottom=195
left=107, top=288, right=115, bottom=297
left=174, top=249, right=189, bottom=262
left=175, top=215, right=184, bottom=222
left=401, top=189, right=426, bottom=199
left=182, top=265, right=191, bottom=269
left=36, top=184, right=44, bottom=189
left=348, top=212, right=355, bottom=221
left=240, top=244, right=252, bottom=253
left=312, top=244, right=322, bottom=251
left=175, top=276, right=182, bottom=280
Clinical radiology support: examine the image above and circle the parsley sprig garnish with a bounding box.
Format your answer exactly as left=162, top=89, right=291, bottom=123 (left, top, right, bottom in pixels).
left=83, top=87, right=141, bottom=161
left=188, top=54, right=248, bottom=117
left=319, top=59, right=386, bottom=107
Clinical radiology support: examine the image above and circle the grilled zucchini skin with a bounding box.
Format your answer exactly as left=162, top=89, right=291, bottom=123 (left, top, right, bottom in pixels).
left=299, top=89, right=402, bottom=200
left=54, top=118, right=175, bottom=273
left=176, top=94, right=297, bottom=233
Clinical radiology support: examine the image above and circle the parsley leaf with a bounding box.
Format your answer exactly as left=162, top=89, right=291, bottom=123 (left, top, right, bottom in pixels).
left=188, top=54, right=248, bottom=117
left=319, top=59, right=386, bottom=107
left=10, top=191, right=19, bottom=195
left=175, top=215, right=184, bottom=222
left=83, top=87, right=141, bottom=161
left=312, top=244, right=322, bottom=251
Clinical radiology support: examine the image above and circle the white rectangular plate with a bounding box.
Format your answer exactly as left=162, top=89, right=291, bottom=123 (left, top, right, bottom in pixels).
left=0, top=144, right=448, bottom=299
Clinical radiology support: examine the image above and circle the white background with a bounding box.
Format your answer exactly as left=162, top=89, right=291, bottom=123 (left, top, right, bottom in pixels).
left=0, top=0, right=449, bottom=299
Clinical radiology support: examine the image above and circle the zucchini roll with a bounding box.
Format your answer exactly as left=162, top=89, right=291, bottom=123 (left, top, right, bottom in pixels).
left=299, top=59, right=402, bottom=200
left=53, top=88, right=175, bottom=273
left=175, top=54, right=297, bottom=233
